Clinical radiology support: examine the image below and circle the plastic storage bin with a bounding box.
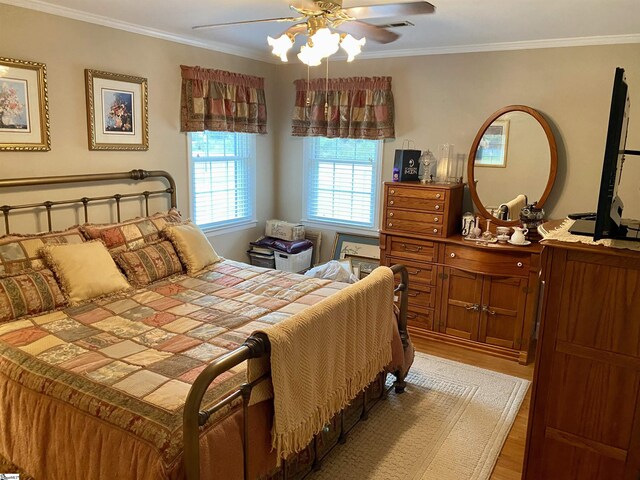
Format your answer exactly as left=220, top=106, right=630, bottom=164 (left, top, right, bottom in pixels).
left=247, top=251, right=275, bottom=269
left=274, top=248, right=313, bottom=273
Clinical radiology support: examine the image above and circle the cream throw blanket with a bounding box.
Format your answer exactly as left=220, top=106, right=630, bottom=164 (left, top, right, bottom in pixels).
left=247, top=266, right=395, bottom=463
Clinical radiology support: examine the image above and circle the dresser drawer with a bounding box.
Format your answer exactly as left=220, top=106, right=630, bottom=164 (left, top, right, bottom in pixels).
left=388, top=237, right=437, bottom=262
left=406, top=308, right=435, bottom=330
left=387, top=196, right=445, bottom=212
left=444, top=244, right=531, bottom=277
left=386, top=256, right=436, bottom=286
left=406, top=286, right=436, bottom=308
left=387, top=185, right=446, bottom=201
left=385, top=219, right=443, bottom=237
left=386, top=208, right=442, bottom=224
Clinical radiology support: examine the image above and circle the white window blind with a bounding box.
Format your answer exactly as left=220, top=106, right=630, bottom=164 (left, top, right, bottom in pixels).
left=304, top=137, right=382, bottom=229
left=189, top=131, right=256, bottom=231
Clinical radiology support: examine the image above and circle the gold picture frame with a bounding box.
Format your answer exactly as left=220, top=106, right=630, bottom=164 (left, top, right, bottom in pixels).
left=85, top=69, right=148, bottom=151
left=0, top=57, right=51, bottom=151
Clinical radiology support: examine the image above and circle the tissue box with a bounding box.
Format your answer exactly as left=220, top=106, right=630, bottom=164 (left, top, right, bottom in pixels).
left=265, top=220, right=305, bottom=241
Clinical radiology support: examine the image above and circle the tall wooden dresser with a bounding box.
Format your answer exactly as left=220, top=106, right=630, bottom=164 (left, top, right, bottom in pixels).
left=524, top=241, right=640, bottom=479
left=379, top=181, right=541, bottom=363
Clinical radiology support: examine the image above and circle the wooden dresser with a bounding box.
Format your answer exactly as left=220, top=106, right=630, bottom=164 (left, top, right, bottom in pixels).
left=380, top=181, right=541, bottom=363
left=523, top=241, right=640, bottom=479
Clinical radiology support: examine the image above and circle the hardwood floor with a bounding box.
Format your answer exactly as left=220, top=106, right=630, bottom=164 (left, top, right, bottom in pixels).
left=412, top=336, right=534, bottom=480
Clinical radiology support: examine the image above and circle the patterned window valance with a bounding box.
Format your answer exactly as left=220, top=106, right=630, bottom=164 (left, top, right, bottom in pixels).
left=292, top=76, right=394, bottom=139
left=180, top=65, right=267, bottom=134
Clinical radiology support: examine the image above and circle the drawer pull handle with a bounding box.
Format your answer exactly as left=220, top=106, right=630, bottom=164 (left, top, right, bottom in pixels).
left=482, top=305, right=497, bottom=315
left=407, top=313, right=417, bottom=319
left=450, top=252, right=456, bottom=258
left=517, top=262, right=523, bottom=268
left=389, top=212, right=394, bottom=217
left=435, top=205, right=441, bottom=210
left=390, top=189, right=395, bottom=195
left=408, top=291, right=421, bottom=297
left=389, top=200, right=395, bottom=205
left=434, top=217, right=439, bottom=222
left=388, top=222, right=393, bottom=227
left=465, top=303, right=480, bottom=312
left=433, top=228, right=438, bottom=233
left=407, top=269, right=422, bottom=275
left=435, top=193, right=441, bottom=199
left=402, top=244, right=422, bottom=252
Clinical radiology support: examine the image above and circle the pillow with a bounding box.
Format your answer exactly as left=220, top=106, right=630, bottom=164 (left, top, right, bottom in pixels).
left=81, top=208, right=183, bottom=254
left=163, top=222, right=220, bottom=274
left=115, top=240, right=183, bottom=286
left=41, top=241, right=131, bottom=305
left=0, top=269, right=66, bottom=322
left=0, top=227, right=85, bottom=278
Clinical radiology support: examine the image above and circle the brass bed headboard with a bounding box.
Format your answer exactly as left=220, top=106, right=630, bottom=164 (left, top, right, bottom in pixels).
left=0, top=169, right=176, bottom=234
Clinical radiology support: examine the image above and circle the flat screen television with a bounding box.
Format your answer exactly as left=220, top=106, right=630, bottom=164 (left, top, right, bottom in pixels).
left=569, top=67, right=640, bottom=241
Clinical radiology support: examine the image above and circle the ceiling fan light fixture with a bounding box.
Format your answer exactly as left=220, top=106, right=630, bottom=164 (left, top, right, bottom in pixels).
left=267, top=33, right=295, bottom=62
left=340, top=34, right=366, bottom=62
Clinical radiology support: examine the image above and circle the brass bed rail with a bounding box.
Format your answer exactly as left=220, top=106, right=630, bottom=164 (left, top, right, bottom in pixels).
left=183, top=264, right=410, bottom=480
left=0, top=169, right=176, bottom=234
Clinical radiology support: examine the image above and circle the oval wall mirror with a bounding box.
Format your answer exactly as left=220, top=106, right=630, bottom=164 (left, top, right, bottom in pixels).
left=467, top=105, right=558, bottom=226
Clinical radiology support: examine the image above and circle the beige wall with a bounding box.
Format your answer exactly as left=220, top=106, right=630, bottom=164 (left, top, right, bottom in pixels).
left=274, top=44, right=640, bottom=262
left=0, top=4, right=277, bottom=260
left=2, top=3, right=640, bottom=264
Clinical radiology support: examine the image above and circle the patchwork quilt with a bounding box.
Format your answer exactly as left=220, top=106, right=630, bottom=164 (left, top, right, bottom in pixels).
left=0, top=260, right=346, bottom=464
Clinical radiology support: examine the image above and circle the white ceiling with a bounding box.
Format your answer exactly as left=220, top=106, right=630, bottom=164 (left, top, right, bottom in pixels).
left=3, top=0, right=640, bottom=63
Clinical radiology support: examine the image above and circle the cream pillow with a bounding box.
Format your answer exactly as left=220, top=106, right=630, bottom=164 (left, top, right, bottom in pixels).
left=42, top=240, right=131, bottom=305
left=163, top=222, right=220, bottom=274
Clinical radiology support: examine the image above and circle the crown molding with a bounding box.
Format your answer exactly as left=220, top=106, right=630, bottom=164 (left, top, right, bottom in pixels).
left=3, top=0, right=639, bottom=65
left=0, top=0, right=275, bottom=63
left=354, top=33, right=640, bottom=61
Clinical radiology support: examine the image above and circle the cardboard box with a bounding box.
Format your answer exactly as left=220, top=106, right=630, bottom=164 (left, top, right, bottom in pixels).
left=265, top=219, right=305, bottom=241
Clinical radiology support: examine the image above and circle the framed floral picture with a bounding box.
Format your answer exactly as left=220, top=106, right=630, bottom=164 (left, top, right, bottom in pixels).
left=0, top=57, right=50, bottom=151
left=85, top=69, right=148, bottom=150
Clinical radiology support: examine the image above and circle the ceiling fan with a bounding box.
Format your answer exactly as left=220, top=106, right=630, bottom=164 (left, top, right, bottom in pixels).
left=193, top=0, right=435, bottom=65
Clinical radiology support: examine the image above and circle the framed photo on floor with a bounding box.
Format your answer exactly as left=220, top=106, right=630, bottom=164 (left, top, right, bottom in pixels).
left=85, top=69, right=148, bottom=150
left=332, top=232, right=380, bottom=279
left=0, top=57, right=50, bottom=151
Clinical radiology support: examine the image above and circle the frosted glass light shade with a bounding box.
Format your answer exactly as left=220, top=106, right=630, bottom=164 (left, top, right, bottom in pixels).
left=267, top=34, right=294, bottom=62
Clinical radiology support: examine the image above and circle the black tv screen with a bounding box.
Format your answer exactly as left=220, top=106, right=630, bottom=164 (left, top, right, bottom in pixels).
left=593, top=67, right=630, bottom=240
left=569, top=67, right=640, bottom=241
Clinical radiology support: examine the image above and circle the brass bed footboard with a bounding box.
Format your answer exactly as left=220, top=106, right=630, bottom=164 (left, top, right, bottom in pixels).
left=183, top=264, right=410, bottom=480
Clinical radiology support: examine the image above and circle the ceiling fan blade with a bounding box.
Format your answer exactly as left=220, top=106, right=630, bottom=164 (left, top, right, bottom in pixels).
left=342, top=1, right=435, bottom=20
left=193, top=16, right=300, bottom=30
left=335, top=20, right=399, bottom=44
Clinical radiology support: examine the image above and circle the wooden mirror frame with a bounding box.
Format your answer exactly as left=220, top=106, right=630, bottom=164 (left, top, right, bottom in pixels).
left=467, top=105, right=558, bottom=227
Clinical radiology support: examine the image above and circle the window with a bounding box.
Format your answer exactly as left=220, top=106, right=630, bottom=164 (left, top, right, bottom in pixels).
left=303, top=137, right=382, bottom=230
left=189, top=131, right=256, bottom=231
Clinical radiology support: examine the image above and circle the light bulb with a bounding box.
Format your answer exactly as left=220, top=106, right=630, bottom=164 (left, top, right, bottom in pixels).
left=267, top=34, right=294, bottom=62
left=340, top=34, right=366, bottom=62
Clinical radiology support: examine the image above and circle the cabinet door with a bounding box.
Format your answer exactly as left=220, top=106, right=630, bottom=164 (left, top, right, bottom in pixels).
left=439, top=267, right=483, bottom=340
left=478, top=275, right=528, bottom=349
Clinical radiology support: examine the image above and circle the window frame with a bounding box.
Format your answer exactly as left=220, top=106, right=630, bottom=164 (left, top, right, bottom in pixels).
left=302, top=137, right=383, bottom=233
left=187, top=131, right=257, bottom=235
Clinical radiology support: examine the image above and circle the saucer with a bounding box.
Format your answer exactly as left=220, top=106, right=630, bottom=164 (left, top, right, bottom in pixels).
left=508, top=240, right=531, bottom=246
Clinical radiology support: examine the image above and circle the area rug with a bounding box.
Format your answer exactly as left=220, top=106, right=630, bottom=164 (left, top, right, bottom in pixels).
left=308, top=352, right=530, bottom=480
